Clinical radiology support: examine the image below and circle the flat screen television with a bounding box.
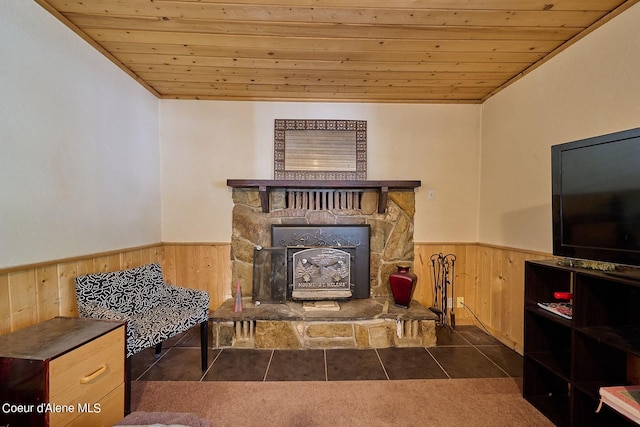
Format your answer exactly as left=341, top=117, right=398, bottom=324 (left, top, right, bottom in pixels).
left=552, top=127, right=640, bottom=268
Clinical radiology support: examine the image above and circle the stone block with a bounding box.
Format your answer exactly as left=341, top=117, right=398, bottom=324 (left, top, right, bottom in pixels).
left=254, top=321, right=303, bottom=349
left=306, top=323, right=353, bottom=338
left=305, top=337, right=355, bottom=349
left=396, top=337, right=423, bottom=347
left=369, top=253, right=389, bottom=297
left=354, top=324, right=371, bottom=348
left=214, top=322, right=235, bottom=348
left=306, top=210, right=336, bottom=224
left=420, top=320, right=437, bottom=347
left=280, top=217, right=308, bottom=224
left=367, top=321, right=395, bottom=348
left=368, top=219, right=393, bottom=253
left=231, top=261, right=253, bottom=296
left=360, top=190, right=378, bottom=215
left=389, top=191, right=416, bottom=218
left=383, top=213, right=414, bottom=261
left=383, top=202, right=401, bottom=223
left=232, top=188, right=262, bottom=208
left=267, top=208, right=306, bottom=218
left=233, top=337, right=256, bottom=348
left=230, top=237, right=256, bottom=264
left=335, top=216, right=366, bottom=224
left=233, top=204, right=273, bottom=248
left=270, top=189, right=287, bottom=210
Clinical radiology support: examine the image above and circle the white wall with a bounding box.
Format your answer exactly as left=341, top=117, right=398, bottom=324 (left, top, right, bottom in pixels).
left=0, top=2, right=161, bottom=269
left=479, top=3, right=640, bottom=253
left=9, top=0, right=638, bottom=266
left=160, top=101, right=482, bottom=243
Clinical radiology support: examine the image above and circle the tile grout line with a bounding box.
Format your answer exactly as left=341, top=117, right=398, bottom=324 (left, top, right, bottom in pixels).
left=199, top=348, right=222, bottom=382
left=134, top=347, right=173, bottom=381
left=323, top=349, right=328, bottom=382
left=374, top=348, right=391, bottom=380
left=425, top=347, right=451, bottom=379
left=456, top=329, right=513, bottom=377
left=474, top=346, right=512, bottom=377
left=426, top=327, right=465, bottom=379
left=449, top=329, right=513, bottom=378
left=263, top=349, right=275, bottom=382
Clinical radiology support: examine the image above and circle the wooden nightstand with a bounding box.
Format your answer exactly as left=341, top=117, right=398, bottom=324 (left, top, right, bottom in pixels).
left=0, top=317, right=126, bottom=426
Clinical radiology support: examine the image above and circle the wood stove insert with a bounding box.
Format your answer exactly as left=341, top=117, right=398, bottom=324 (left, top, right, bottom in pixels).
left=272, top=224, right=370, bottom=300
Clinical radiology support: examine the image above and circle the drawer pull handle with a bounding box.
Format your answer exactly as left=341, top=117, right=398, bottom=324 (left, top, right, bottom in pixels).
left=80, top=364, right=107, bottom=384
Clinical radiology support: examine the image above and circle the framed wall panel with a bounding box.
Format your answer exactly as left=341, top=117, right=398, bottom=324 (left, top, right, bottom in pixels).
left=274, top=119, right=367, bottom=180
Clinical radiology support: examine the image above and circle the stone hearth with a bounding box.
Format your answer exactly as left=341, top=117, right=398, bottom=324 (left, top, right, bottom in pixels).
left=210, top=297, right=438, bottom=349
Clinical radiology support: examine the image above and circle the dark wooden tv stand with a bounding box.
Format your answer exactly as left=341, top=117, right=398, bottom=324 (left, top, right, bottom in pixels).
left=524, top=259, right=640, bottom=426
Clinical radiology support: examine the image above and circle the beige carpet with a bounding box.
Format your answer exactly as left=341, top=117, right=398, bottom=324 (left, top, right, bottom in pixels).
left=131, top=378, right=553, bottom=426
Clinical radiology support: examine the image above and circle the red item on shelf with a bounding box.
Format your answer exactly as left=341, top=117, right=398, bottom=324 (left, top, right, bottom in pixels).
left=554, top=291, right=573, bottom=300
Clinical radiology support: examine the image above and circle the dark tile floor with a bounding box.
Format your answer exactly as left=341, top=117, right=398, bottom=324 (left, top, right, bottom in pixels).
left=131, top=324, right=523, bottom=382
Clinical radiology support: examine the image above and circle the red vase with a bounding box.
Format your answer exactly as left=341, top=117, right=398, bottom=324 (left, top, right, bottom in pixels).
left=389, top=266, right=417, bottom=308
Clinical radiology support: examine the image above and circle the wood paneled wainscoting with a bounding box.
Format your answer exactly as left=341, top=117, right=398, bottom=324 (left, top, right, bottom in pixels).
left=413, top=243, right=552, bottom=354
left=0, top=242, right=548, bottom=354
left=0, top=243, right=231, bottom=337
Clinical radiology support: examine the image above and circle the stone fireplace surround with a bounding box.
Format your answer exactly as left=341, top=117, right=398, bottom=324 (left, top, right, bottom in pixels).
left=212, top=180, right=438, bottom=349
left=228, top=180, right=421, bottom=297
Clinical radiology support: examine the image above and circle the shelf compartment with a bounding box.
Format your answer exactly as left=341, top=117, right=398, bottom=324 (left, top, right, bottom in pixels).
left=525, top=262, right=573, bottom=305
left=573, top=331, right=628, bottom=392
left=526, top=304, right=573, bottom=327
left=577, top=325, right=640, bottom=357
left=572, top=387, right=637, bottom=427
left=574, top=274, right=640, bottom=330
left=526, top=351, right=572, bottom=382
left=525, top=310, right=572, bottom=380
left=523, top=357, right=571, bottom=427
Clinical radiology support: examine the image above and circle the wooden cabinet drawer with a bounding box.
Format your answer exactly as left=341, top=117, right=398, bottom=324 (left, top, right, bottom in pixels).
left=66, top=383, right=125, bottom=427
left=0, top=318, right=125, bottom=427
left=49, top=328, right=124, bottom=426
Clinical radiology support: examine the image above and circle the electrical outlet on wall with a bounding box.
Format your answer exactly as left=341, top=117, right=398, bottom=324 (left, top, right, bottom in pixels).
left=457, top=297, right=464, bottom=308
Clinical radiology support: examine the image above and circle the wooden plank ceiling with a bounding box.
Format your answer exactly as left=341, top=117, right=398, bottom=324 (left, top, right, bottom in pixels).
left=36, top=0, right=639, bottom=103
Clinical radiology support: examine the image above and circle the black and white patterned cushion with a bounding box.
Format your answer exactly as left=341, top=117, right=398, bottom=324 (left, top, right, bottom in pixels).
left=75, top=263, right=209, bottom=357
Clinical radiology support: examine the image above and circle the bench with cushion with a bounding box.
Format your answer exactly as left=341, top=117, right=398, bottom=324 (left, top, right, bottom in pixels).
left=75, top=263, right=210, bottom=413
left=75, top=263, right=210, bottom=368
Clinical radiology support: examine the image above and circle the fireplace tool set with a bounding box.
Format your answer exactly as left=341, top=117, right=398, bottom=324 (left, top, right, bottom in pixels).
left=429, top=253, right=457, bottom=330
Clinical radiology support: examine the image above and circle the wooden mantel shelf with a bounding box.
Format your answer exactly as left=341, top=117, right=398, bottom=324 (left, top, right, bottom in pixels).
left=227, top=179, right=421, bottom=213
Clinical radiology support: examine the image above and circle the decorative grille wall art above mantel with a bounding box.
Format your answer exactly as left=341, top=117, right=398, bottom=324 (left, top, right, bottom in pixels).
left=274, top=119, right=367, bottom=180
